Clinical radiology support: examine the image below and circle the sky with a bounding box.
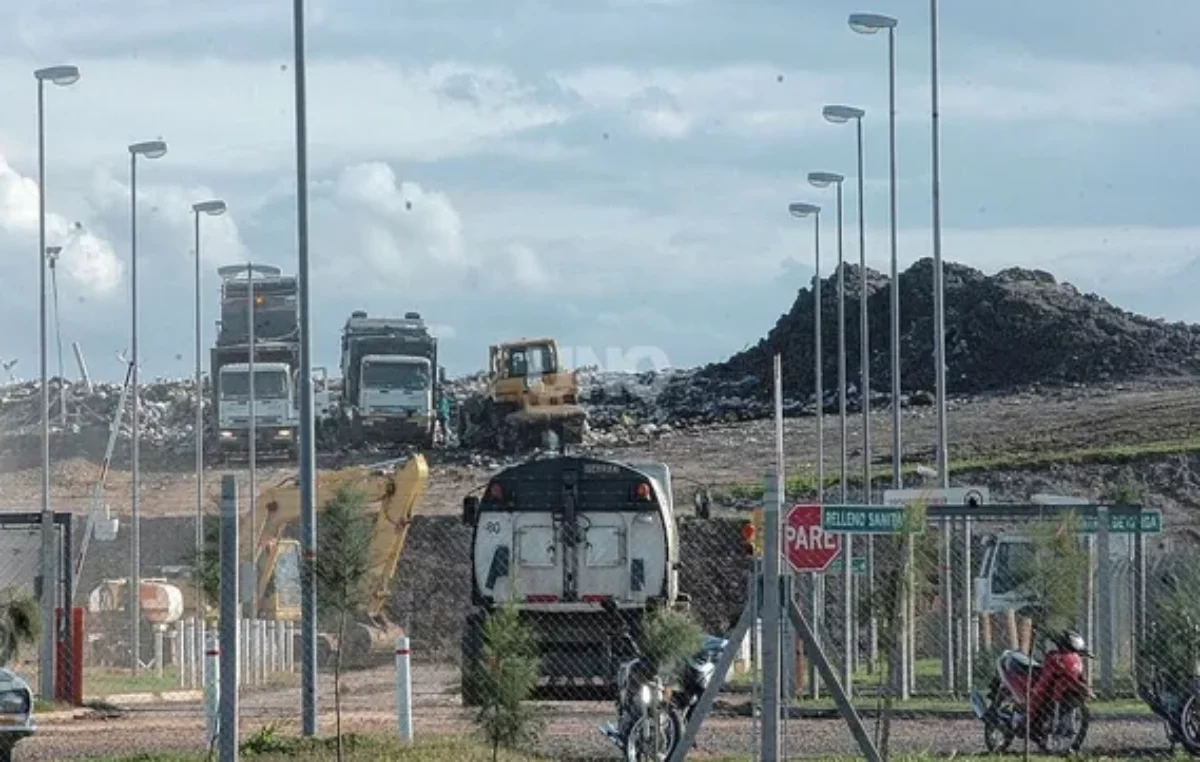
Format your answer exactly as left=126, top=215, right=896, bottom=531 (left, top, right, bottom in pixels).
left=0, top=0, right=1198, bottom=382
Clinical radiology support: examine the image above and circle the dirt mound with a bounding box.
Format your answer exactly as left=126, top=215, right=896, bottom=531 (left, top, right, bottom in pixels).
left=693, top=259, right=1200, bottom=401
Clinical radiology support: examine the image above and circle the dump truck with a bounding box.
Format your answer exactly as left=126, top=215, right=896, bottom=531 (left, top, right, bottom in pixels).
left=241, top=454, right=429, bottom=667
left=336, top=311, right=440, bottom=449
left=209, top=264, right=300, bottom=461
left=459, top=454, right=688, bottom=703
left=456, top=337, right=587, bottom=453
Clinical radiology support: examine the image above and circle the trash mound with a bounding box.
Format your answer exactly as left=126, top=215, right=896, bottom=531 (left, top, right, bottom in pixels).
left=695, top=259, right=1200, bottom=401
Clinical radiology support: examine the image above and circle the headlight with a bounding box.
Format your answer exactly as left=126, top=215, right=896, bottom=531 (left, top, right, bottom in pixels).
left=637, top=684, right=651, bottom=708
left=0, top=690, right=30, bottom=715
left=275, top=429, right=292, bottom=438
left=219, top=431, right=234, bottom=439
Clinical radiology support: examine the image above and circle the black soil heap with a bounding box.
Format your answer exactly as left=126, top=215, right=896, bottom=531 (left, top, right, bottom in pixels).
left=697, top=259, right=1200, bottom=401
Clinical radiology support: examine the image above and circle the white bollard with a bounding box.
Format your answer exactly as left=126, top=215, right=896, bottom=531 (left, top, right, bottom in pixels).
left=154, top=625, right=166, bottom=679
left=286, top=621, right=295, bottom=673
left=184, top=619, right=195, bottom=688
left=204, top=630, right=220, bottom=747
left=396, top=636, right=412, bottom=742
left=256, top=620, right=266, bottom=685
left=197, top=619, right=206, bottom=689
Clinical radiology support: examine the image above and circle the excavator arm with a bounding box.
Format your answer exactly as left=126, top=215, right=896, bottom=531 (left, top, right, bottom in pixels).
left=244, top=454, right=429, bottom=615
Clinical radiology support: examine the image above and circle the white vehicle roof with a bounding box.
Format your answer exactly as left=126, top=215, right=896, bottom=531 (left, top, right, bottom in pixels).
left=220, top=362, right=292, bottom=373
left=361, top=354, right=432, bottom=366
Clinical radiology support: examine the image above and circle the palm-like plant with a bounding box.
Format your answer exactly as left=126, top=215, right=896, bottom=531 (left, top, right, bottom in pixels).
left=0, top=590, right=39, bottom=667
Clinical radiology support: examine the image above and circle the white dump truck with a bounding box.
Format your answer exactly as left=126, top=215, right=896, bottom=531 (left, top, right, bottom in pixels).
left=459, top=455, right=691, bottom=703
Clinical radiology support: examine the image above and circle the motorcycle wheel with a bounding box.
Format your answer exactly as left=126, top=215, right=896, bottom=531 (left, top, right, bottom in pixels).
left=1178, top=692, right=1200, bottom=756
left=624, top=709, right=682, bottom=762
left=1035, top=693, right=1090, bottom=756
left=983, top=719, right=1014, bottom=754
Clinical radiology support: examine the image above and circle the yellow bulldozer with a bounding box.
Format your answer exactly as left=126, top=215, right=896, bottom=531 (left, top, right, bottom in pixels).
left=244, top=454, right=428, bottom=667
left=455, top=337, right=588, bottom=453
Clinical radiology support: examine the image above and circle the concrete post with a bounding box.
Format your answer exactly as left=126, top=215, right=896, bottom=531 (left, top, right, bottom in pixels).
left=218, top=473, right=240, bottom=761
left=204, top=629, right=219, bottom=749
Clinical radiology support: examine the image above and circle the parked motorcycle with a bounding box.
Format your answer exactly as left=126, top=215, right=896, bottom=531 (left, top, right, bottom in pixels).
left=969, top=629, right=1094, bottom=755
left=1138, top=609, right=1200, bottom=754
left=598, top=600, right=730, bottom=762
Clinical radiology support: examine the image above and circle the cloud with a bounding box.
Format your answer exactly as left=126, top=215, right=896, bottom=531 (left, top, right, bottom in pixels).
left=0, top=152, right=123, bottom=299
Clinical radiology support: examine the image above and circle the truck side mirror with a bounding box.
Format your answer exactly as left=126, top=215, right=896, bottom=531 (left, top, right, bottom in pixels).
left=462, top=495, right=479, bottom=526
left=692, top=489, right=711, bottom=520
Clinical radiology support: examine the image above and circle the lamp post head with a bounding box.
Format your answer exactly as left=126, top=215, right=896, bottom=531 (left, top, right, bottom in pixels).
left=34, top=65, right=80, bottom=86
left=193, top=199, right=228, bottom=217
left=849, top=12, right=898, bottom=33
left=129, top=140, right=168, bottom=159
left=45, top=246, right=62, bottom=264
left=822, top=104, right=865, bottom=124
left=789, top=202, right=820, bottom=219
left=808, top=171, right=845, bottom=188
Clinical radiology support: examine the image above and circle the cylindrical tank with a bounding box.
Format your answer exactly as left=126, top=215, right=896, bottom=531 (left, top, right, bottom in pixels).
left=87, top=579, right=184, bottom=624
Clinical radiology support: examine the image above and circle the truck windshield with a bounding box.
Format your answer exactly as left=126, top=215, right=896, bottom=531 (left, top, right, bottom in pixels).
left=220, top=370, right=289, bottom=399
left=363, top=362, right=430, bottom=391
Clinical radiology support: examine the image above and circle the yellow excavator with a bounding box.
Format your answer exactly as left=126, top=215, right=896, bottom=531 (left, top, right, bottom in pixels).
left=244, top=454, right=428, bottom=666
left=456, top=337, right=587, bottom=452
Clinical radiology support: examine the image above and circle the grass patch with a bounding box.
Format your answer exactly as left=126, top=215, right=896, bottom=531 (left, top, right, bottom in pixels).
left=82, top=733, right=1144, bottom=762
left=714, top=437, right=1200, bottom=501
left=83, top=666, right=183, bottom=698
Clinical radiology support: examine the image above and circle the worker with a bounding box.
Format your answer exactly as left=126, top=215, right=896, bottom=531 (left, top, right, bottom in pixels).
left=437, top=395, right=451, bottom=445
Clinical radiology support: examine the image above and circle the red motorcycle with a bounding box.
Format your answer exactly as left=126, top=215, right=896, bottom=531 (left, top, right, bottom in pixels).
left=970, top=629, right=1094, bottom=755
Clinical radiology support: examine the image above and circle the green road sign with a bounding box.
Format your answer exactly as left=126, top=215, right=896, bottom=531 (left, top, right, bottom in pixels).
left=827, top=557, right=867, bottom=575
left=1080, top=510, right=1163, bottom=534
left=822, top=505, right=916, bottom=534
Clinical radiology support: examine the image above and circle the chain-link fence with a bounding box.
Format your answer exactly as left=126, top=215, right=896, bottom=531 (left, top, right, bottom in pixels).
left=5, top=459, right=1200, bottom=760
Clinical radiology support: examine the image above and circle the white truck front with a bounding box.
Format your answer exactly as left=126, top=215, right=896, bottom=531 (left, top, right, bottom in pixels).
left=459, top=455, right=684, bottom=702
left=354, top=354, right=434, bottom=445
left=216, top=362, right=299, bottom=457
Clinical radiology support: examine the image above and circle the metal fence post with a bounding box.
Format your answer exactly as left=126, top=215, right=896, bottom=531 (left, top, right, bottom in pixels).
left=1096, top=506, right=1113, bottom=699
left=219, top=473, right=240, bottom=761
left=761, top=469, right=781, bottom=761
left=204, top=629, right=219, bottom=750
left=396, top=636, right=412, bottom=742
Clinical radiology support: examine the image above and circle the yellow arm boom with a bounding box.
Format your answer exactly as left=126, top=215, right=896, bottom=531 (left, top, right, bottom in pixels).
left=244, top=455, right=429, bottom=613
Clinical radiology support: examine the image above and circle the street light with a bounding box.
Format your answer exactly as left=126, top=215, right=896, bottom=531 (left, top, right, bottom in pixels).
left=788, top=202, right=824, bottom=504
left=34, top=62, right=79, bottom=702
left=849, top=12, right=902, bottom=494
left=822, top=102, right=879, bottom=673
left=128, top=138, right=167, bottom=676
left=808, top=170, right=854, bottom=695
left=191, top=199, right=226, bottom=621
left=45, top=246, right=66, bottom=426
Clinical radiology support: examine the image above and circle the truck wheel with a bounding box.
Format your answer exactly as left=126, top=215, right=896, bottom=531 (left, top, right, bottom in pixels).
left=460, top=611, right=485, bottom=707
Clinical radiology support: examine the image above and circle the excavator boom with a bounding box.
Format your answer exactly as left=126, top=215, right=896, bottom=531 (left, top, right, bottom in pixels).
left=245, top=454, right=429, bottom=621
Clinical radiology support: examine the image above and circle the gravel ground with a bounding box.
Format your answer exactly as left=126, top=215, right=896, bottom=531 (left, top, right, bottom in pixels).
left=14, top=663, right=1179, bottom=760
left=4, top=379, right=1200, bottom=519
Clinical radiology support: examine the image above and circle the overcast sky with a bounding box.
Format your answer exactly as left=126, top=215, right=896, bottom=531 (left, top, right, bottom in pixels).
left=0, top=0, right=1197, bottom=382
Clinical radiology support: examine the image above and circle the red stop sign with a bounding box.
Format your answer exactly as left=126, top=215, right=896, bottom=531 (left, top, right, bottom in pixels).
left=783, top=504, right=841, bottom=573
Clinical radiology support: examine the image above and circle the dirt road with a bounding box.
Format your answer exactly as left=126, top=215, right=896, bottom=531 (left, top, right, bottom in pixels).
left=16, top=663, right=1177, bottom=760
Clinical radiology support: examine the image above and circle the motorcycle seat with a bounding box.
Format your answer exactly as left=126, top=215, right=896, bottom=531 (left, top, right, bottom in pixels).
left=1002, top=650, right=1042, bottom=672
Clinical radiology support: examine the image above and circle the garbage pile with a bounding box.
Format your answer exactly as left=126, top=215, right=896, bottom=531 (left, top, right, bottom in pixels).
left=698, top=259, right=1200, bottom=401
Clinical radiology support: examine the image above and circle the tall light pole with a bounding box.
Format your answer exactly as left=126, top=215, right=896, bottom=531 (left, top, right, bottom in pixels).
left=292, top=0, right=319, bottom=735
left=929, top=0, right=958, bottom=695
left=849, top=12, right=901, bottom=491
left=35, top=63, right=79, bottom=700
left=821, top=103, right=879, bottom=672
left=192, top=199, right=226, bottom=622
left=790, top=200, right=823, bottom=695
left=45, top=246, right=65, bottom=425
left=128, top=138, right=168, bottom=676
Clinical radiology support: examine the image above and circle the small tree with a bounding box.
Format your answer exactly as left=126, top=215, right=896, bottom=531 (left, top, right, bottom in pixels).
left=638, top=603, right=704, bottom=675
left=468, top=601, right=542, bottom=762
left=0, top=590, right=39, bottom=667
left=863, top=501, right=936, bottom=758
left=1013, top=511, right=1088, bottom=636
left=312, top=485, right=373, bottom=762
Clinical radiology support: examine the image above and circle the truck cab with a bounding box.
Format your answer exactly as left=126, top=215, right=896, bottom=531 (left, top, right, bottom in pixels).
left=356, top=354, right=433, bottom=435
left=216, top=361, right=299, bottom=456
left=460, top=455, right=683, bottom=700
